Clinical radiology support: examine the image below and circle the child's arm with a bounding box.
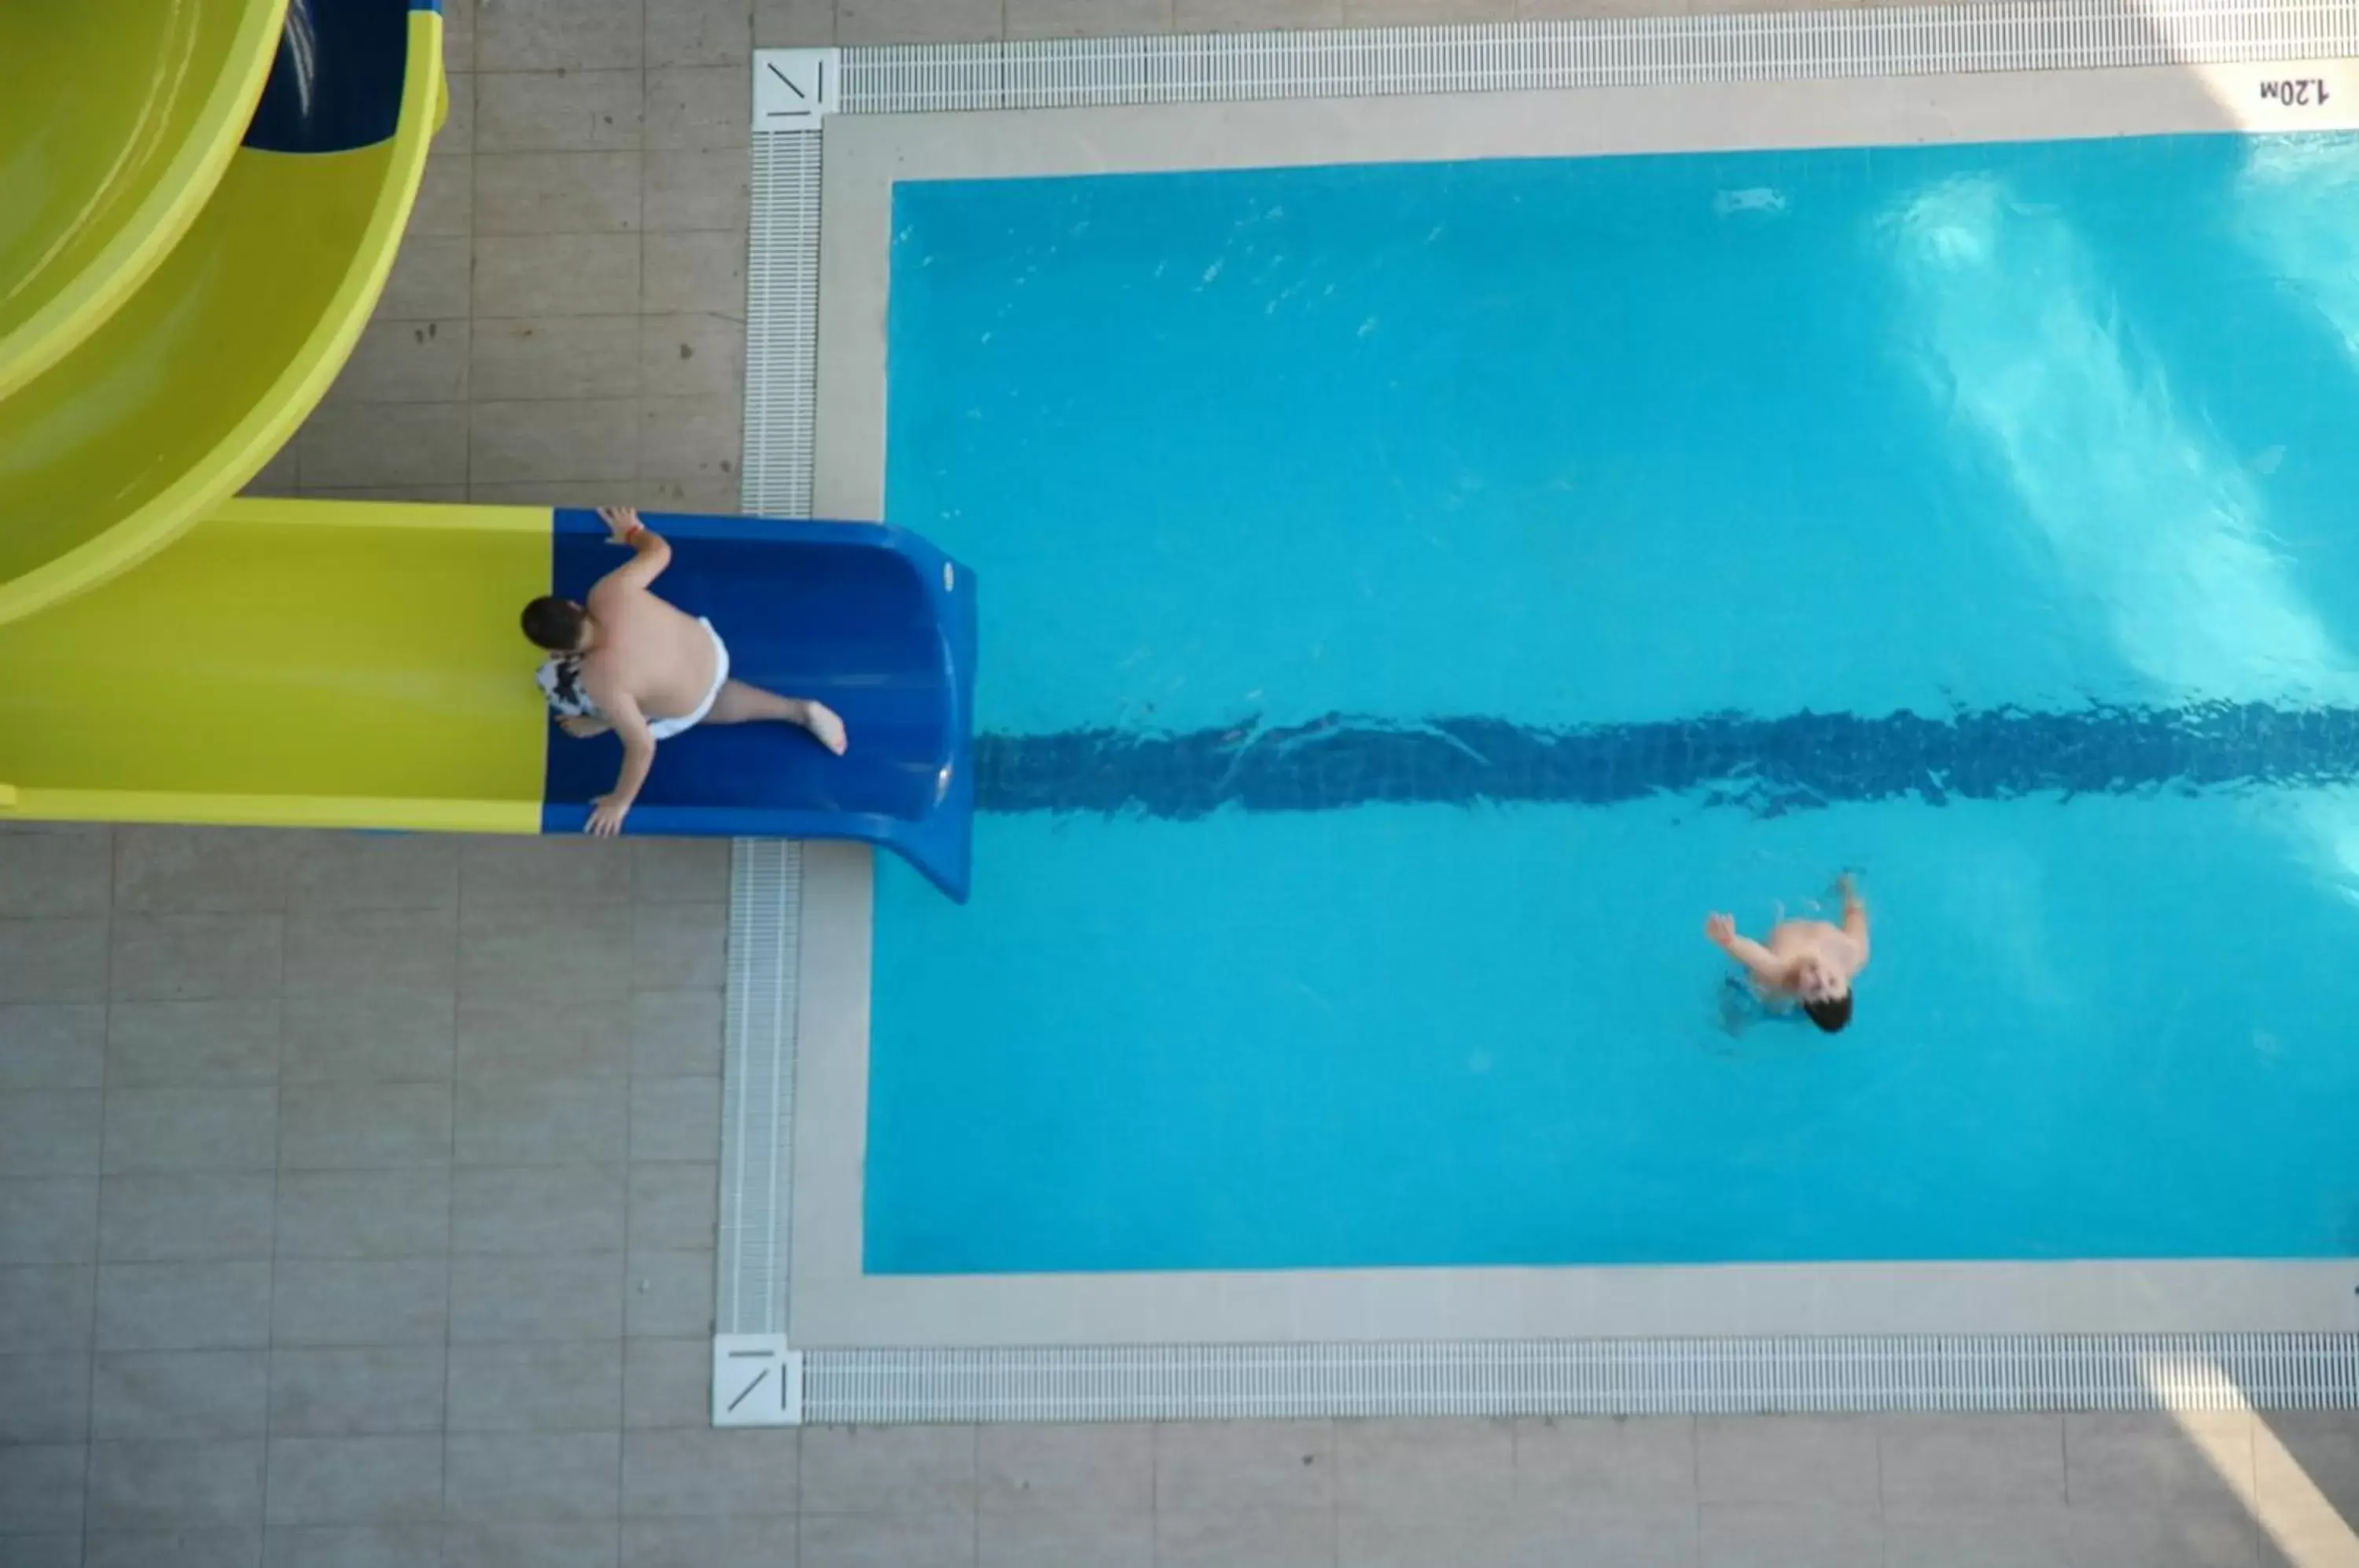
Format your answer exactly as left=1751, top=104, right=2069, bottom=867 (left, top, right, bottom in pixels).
left=1838, top=874, right=1870, bottom=963
left=1706, top=914, right=1789, bottom=989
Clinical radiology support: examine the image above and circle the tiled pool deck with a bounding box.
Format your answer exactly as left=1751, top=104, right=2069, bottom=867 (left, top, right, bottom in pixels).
left=2, top=0, right=2357, bottom=1563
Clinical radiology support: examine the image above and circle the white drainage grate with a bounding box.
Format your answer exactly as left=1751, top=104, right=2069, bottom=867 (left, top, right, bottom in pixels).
left=741, top=130, right=822, bottom=521
left=836, top=0, right=2359, bottom=115
left=716, top=838, right=802, bottom=1339
left=728, top=0, right=2359, bottom=1422
left=797, top=1335, right=2359, bottom=1424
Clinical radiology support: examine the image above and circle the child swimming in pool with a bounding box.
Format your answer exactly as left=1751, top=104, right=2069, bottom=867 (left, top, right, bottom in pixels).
left=1706, top=873, right=1870, bottom=1033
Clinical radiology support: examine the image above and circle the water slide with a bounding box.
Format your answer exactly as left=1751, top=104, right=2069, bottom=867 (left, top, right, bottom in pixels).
left=0, top=0, right=977, bottom=900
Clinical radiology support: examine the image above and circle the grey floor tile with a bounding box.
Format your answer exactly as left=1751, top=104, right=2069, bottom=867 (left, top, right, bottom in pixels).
left=0, top=826, right=112, bottom=916
left=106, top=1001, right=282, bottom=1088
left=99, top=1173, right=277, bottom=1262
left=628, top=1077, right=719, bottom=1161
left=447, top=1340, right=624, bottom=1432
left=271, top=1260, right=450, bottom=1349
left=641, top=230, right=745, bottom=315
left=109, top=913, right=284, bottom=1003
left=459, top=838, right=635, bottom=907
left=457, top=1078, right=630, bottom=1166
left=2249, top=1494, right=2359, bottom=1568
left=325, top=318, right=471, bottom=404
left=644, top=68, right=749, bottom=153
left=1336, top=1417, right=1514, bottom=1519
left=626, top=1163, right=716, bottom=1251
left=477, top=234, right=644, bottom=317
left=642, top=151, right=747, bottom=232
left=803, top=1425, right=977, bottom=1514
left=1698, top=1504, right=1882, bottom=1568
left=2066, top=1412, right=2254, bottom=1507
left=981, top=1510, right=1150, bottom=1568
left=637, top=400, right=738, bottom=491
left=629, top=992, right=723, bottom=1078
left=444, top=1431, right=623, bottom=1522
left=451, top=1252, right=624, bottom=1342
left=1173, top=0, right=1338, bottom=24
left=284, top=908, right=458, bottom=999
left=86, top=1440, right=264, bottom=1530
left=278, top=1084, right=454, bottom=1171
left=0, top=1177, right=98, bottom=1263
left=2258, top=1412, right=2359, bottom=1515
left=622, top=1338, right=707, bottom=1430
left=1349, top=0, right=1512, bottom=18
left=454, top=1164, right=627, bottom=1253
left=289, top=836, right=458, bottom=915
left=445, top=1521, right=623, bottom=1568
left=279, top=994, right=457, bottom=1086
left=624, top=1248, right=713, bottom=1336
left=377, top=235, right=473, bottom=320
left=5, top=1540, right=87, bottom=1568
left=624, top=1516, right=794, bottom=1568
left=0, top=1352, right=90, bottom=1441
left=1882, top=1505, right=2075, bottom=1568
left=92, top=1351, right=270, bottom=1440
left=477, top=152, right=643, bottom=235
left=0, top=1090, right=103, bottom=1176
left=262, top=1522, right=443, bottom=1568
left=2065, top=1504, right=2261, bottom=1568
left=407, top=155, right=474, bottom=237
left=1007, top=0, right=1171, bottom=35
left=296, top=403, right=471, bottom=491
left=756, top=0, right=836, bottom=46
left=103, top=1088, right=276, bottom=1174
left=270, top=1347, right=448, bottom=1437
left=1343, top=1504, right=1698, bottom=1568
left=1877, top=1415, right=2063, bottom=1507
left=646, top=0, right=753, bottom=65
left=978, top=1423, right=1153, bottom=1513
left=440, top=66, right=477, bottom=147
left=837, top=0, right=1003, bottom=42
left=1514, top=1415, right=1697, bottom=1506
left=0, top=1003, right=106, bottom=1088
left=477, top=70, right=645, bottom=152
left=469, top=316, right=642, bottom=404
left=479, top=0, right=646, bottom=68
left=636, top=474, right=742, bottom=513
left=1697, top=1415, right=1879, bottom=1509
left=99, top=1261, right=273, bottom=1351
left=639, top=311, right=742, bottom=399
left=87, top=1529, right=264, bottom=1568
left=0, top=1263, right=94, bottom=1352
left=1153, top=1507, right=1330, bottom=1568
left=1156, top=1419, right=1334, bottom=1511
left=624, top=1426, right=798, bottom=1516
left=469, top=399, right=643, bottom=487
left=0, top=1444, right=88, bottom=1535
left=0, top=917, right=108, bottom=1003
left=265, top=1437, right=443, bottom=1526
left=630, top=839, right=731, bottom=903
left=112, top=830, right=293, bottom=915
left=275, top=1169, right=452, bottom=1261
left=458, top=995, right=631, bottom=1080
left=804, top=1515, right=979, bottom=1568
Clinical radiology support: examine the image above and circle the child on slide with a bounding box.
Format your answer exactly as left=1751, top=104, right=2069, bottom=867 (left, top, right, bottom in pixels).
left=521, top=506, right=848, bottom=837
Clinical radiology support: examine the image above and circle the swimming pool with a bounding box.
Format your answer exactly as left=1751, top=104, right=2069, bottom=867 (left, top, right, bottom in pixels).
left=863, top=127, right=2359, bottom=1279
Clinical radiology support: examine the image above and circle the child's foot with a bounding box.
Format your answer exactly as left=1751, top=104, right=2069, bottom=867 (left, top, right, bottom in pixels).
left=800, top=701, right=848, bottom=755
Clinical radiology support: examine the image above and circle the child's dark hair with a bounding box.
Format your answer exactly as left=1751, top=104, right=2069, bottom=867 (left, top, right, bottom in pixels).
left=1802, top=992, right=1853, bottom=1033
left=521, top=597, right=587, bottom=651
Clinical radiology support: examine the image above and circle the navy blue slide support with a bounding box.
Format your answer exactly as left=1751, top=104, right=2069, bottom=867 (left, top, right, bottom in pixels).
left=541, top=510, right=979, bottom=904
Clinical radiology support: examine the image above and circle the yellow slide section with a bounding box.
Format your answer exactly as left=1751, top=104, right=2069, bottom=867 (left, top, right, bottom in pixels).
left=0, top=499, right=548, bottom=834
left=0, top=0, right=290, bottom=400
left=0, top=5, right=444, bottom=628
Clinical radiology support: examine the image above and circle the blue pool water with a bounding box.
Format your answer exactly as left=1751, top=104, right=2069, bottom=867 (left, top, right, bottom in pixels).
left=870, top=131, right=2359, bottom=1275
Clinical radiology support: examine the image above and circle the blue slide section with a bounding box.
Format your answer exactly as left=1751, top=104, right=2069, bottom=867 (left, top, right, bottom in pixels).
left=541, top=510, right=978, bottom=903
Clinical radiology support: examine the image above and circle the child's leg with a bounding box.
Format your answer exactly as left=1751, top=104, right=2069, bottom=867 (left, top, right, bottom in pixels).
left=705, top=679, right=847, bottom=753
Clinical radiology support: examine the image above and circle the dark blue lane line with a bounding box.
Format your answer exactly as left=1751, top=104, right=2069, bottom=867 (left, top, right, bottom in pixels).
left=973, top=703, right=2359, bottom=819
